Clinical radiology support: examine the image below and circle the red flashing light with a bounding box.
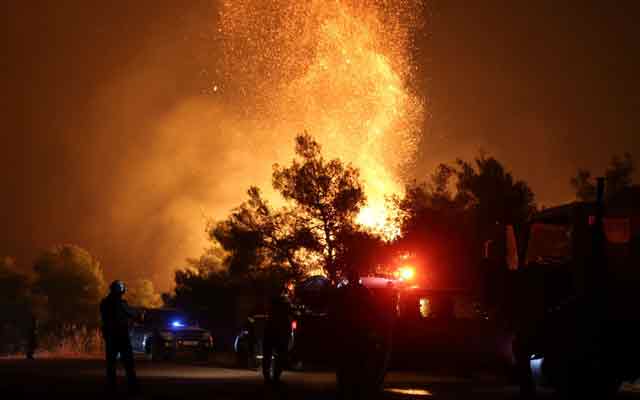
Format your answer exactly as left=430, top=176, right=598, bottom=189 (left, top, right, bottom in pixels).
left=291, top=320, right=297, bottom=331
left=398, top=266, right=415, bottom=281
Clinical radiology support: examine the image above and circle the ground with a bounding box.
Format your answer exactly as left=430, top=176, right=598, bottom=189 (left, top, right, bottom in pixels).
left=1, top=357, right=639, bottom=399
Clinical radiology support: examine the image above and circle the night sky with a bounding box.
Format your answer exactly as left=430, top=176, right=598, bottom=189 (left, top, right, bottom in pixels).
left=3, top=1, right=639, bottom=288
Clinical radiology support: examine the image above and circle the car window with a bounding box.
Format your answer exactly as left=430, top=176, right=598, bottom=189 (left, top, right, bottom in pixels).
left=402, top=294, right=453, bottom=319
left=526, top=222, right=572, bottom=265
left=405, top=294, right=482, bottom=320
left=452, top=297, right=481, bottom=320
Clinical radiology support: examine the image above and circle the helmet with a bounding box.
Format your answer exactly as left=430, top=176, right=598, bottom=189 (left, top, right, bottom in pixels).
left=109, top=280, right=126, bottom=295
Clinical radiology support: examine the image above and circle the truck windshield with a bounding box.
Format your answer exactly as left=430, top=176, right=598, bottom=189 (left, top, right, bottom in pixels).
left=526, top=222, right=572, bottom=265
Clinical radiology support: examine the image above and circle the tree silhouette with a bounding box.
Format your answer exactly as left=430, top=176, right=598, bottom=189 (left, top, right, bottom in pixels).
left=212, top=186, right=319, bottom=279
left=126, top=279, right=162, bottom=308
left=570, top=169, right=597, bottom=202
left=33, top=244, right=105, bottom=334
left=396, top=155, right=536, bottom=289
left=454, top=155, right=536, bottom=229
left=272, top=132, right=366, bottom=280
left=571, top=153, right=634, bottom=201
left=213, top=133, right=367, bottom=282
left=0, top=257, right=39, bottom=352
left=0, top=257, right=31, bottom=318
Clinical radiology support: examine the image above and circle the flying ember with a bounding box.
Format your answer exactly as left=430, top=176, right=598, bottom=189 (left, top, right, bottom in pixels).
left=220, top=0, right=424, bottom=239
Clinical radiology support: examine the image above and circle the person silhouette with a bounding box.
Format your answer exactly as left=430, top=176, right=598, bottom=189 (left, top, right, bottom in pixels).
left=262, top=290, right=292, bottom=383
left=100, top=280, right=139, bottom=394
left=332, top=270, right=381, bottom=400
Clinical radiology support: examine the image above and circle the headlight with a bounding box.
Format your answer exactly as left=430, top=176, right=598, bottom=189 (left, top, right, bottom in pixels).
left=159, top=330, right=174, bottom=341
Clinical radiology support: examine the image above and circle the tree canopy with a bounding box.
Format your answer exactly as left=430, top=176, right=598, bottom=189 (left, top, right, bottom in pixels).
left=571, top=153, right=634, bottom=201
left=126, top=279, right=162, bottom=308
left=213, top=132, right=369, bottom=282
left=0, top=257, right=33, bottom=324
left=272, top=133, right=367, bottom=280
left=32, top=244, right=105, bottom=332
left=395, top=155, right=536, bottom=289
left=453, top=155, right=536, bottom=228
left=212, top=187, right=316, bottom=279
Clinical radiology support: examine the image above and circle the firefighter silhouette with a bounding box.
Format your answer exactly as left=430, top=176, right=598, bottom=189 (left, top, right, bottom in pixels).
left=332, top=270, right=387, bottom=400
left=262, top=291, right=292, bottom=383
left=100, top=280, right=139, bottom=394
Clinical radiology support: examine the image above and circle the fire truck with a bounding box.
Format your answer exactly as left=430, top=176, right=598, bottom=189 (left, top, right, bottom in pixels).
left=486, top=179, right=640, bottom=397
left=234, top=275, right=398, bottom=378
left=235, top=273, right=512, bottom=382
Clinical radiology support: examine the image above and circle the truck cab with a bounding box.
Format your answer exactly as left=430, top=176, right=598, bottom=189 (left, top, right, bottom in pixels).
left=492, top=184, right=640, bottom=397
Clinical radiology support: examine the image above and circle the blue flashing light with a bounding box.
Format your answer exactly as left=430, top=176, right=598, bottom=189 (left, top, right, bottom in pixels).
left=171, top=320, right=185, bottom=328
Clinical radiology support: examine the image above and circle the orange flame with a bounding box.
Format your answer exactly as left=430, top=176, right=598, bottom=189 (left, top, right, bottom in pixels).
left=220, top=1, right=424, bottom=240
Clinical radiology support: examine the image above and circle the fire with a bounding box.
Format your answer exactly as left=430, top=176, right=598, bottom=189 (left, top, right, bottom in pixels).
left=219, top=1, right=424, bottom=240
left=355, top=201, right=400, bottom=241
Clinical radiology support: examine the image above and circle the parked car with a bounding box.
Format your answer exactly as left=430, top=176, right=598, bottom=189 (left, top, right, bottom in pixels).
left=129, top=308, right=213, bottom=361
